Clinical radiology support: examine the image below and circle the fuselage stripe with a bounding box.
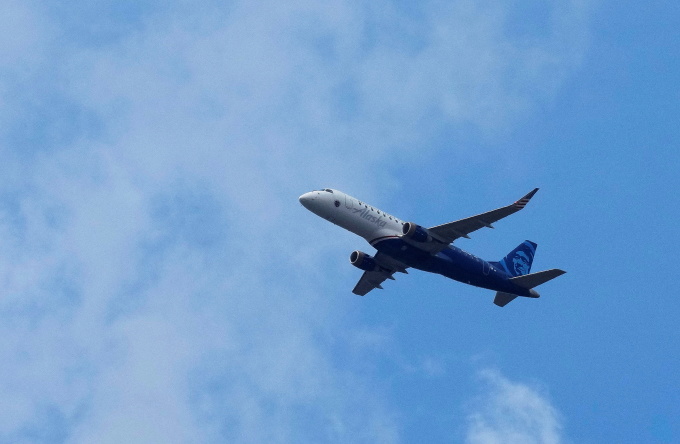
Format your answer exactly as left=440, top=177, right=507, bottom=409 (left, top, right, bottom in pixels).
left=369, top=235, right=400, bottom=245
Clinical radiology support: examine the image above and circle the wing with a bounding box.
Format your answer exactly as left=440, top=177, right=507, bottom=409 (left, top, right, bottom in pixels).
left=428, top=188, right=539, bottom=245
left=352, top=252, right=409, bottom=296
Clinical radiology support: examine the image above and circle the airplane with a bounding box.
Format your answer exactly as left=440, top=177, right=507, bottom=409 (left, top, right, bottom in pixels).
left=299, top=188, right=565, bottom=306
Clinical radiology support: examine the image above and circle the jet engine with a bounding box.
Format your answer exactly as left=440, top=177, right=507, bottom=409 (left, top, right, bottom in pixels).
left=402, top=222, right=431, bottom=243
left=350, top=251, right=378, bottom=271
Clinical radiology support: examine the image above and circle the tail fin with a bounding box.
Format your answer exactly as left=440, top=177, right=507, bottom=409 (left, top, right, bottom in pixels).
left=496, top=240, right=537, bottom=277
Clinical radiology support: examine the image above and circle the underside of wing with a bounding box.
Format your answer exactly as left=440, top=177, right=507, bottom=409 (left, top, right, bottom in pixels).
left=428, top=188, right=539, bottom=244
left=352, top=270, right=392, bottom=296
left=352, top=252, right=409, bottom=296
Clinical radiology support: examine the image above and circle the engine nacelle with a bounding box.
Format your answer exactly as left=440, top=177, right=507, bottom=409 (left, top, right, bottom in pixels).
left=349, top=250, right=379, bottom=271
left=402, top=222, right=431, bottom=243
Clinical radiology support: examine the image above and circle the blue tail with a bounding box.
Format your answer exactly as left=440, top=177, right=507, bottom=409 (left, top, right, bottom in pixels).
left=493, top=240, right=537, bottom=277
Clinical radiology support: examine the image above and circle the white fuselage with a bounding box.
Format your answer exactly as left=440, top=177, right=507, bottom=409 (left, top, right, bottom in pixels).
left=298, top=188, right=403, bottom=245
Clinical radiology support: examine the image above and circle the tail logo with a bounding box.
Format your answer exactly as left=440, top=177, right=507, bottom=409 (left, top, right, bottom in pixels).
left=511, top=250, right=531, bottom=275
left=499, top=240, right=537, bottom=277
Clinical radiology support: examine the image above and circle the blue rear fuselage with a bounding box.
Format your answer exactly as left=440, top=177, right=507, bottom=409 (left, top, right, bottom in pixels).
left=373, top=238, right=533, bottom=297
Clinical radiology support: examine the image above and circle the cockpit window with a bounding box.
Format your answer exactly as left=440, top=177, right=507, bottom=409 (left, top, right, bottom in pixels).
left=324, top=189, right=333, bottom=193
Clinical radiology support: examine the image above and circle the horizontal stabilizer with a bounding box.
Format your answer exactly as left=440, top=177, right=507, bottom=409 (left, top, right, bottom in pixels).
left=509, top=269, right=566, bottom=289
left=494, top=292, right=519, bottom=307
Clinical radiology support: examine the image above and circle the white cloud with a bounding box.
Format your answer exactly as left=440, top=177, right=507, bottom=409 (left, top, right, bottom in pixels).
left=465, top=369, right=565, bottom=444
left=0, top=1, right=589, bottom=442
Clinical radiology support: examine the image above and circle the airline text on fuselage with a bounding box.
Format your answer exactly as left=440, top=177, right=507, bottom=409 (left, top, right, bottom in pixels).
left=353, top=207, right=388, bottom=227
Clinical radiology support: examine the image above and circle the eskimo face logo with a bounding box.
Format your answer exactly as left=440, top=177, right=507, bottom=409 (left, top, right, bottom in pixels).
left=353, top=208, right=387, bottom=228
left=512, top=251, right=531, bottom=275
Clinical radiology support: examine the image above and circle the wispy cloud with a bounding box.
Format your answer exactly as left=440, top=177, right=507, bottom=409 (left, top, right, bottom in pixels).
left=0, top=1, right=589, bottom=442
left=465, top=369, right=564, bottom=444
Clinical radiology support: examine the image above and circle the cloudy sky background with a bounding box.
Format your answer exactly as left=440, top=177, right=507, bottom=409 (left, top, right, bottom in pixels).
left=0, top=1, right=678, bottom=443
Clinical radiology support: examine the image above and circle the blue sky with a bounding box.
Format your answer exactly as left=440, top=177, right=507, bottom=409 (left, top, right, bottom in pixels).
left=0, top=1, right=678, bottom=443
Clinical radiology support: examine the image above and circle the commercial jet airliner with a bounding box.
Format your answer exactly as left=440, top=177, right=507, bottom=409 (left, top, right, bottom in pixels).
left=299, top=188, right=565, bottom=306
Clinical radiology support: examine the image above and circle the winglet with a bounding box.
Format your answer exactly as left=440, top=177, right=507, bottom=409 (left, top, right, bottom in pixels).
left=513, top=188, right=539, bottom=209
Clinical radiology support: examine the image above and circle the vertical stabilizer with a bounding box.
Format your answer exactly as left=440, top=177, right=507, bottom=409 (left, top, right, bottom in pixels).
left=498, top=241, right=537, bottom=277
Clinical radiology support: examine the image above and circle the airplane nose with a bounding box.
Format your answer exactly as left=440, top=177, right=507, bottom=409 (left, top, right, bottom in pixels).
left=299, top=192, right=315, bottom=209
